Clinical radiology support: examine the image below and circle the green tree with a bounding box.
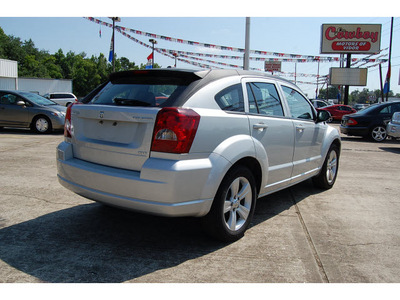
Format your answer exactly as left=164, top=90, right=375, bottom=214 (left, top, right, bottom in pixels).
left=318, top=86, right=339, bottom=100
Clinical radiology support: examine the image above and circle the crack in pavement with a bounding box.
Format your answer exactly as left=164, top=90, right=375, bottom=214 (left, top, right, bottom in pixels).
left=289, top=189, right=329, bottom=283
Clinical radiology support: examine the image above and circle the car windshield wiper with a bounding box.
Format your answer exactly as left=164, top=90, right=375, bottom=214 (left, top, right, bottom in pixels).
left=114, top=98, right=151, bottom=107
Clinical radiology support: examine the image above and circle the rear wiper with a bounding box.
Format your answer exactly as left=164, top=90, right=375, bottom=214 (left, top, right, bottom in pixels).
left=114, top=98, right=151, bottom=107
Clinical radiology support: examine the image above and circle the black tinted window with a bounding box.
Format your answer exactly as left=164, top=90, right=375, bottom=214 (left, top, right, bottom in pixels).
left=246, top=82, right=283, bottom=116
left=214, top=84, right=244, bottom=112
left=90, top=77, right=192, bottom=107
left=282, top=86, right=314, bottom=120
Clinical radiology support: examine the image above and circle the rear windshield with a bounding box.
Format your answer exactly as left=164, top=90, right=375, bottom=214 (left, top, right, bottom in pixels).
left=89, top=76, right=194, bottom=107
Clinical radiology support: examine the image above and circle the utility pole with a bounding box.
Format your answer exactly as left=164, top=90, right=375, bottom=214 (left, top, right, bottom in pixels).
left=149, top=39, right=157, bottom=68
left=109, top=17, right=120, bottom=72
left=243, top=17, right=250, bottom=70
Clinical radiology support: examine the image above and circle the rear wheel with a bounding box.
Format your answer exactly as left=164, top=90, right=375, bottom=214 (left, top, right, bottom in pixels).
left=313, top=144, right=339, bottom=189
left=31, top=116, right=52, bottom=134
left=370, top=125, right=387, bottom=142
left=202, top=165, right=257, bottom=242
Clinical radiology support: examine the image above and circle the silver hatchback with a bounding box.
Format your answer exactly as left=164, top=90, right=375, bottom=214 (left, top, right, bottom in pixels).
left=57, top=69, right=340, bottom=241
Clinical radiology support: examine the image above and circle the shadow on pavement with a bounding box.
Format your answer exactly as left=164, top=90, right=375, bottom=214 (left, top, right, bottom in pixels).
left=0, top=180, right=321, bottom=283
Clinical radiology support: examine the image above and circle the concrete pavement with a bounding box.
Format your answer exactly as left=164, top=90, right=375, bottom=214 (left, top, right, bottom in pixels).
left=1, top=125, right=400, bottom=283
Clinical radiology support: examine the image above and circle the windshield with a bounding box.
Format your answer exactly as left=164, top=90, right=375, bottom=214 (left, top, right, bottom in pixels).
left=90, top=77, right=191, bottom=107
left=20, top=92, right=57, bottom=106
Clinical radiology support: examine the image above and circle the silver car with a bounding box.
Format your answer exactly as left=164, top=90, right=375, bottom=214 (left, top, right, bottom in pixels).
left=0, top=90, right=66, bottom=133
left=57, top=69, right=341, bottom=241
left=387, top=112, right=400, bottom=139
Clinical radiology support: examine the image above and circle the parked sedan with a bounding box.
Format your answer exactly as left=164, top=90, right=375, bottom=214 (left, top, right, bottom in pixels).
left=341, top=101, right=400, bottom=142
left=57, top=69, right=341, bottom=242
left=318, top=104, right=357, bottom=121
left=387, top=112, right=400, bottom=139
left=0, top=90, right=66, bottom=133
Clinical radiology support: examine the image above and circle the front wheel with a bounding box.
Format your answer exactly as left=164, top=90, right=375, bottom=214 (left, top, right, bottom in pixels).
left=201, top=165, right=257, bottom=242
left=313, top=144, right=340, bottom=190
left=31, top=116, right=52, bottom=134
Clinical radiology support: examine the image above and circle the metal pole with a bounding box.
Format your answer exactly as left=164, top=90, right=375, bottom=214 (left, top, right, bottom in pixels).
left=149, top=39, right=157, bottom=68
left=386, top=17, right=394, bottom=102
left=379, top=63, right=384, bottom=103
left=343, top=54, right=351, bottom=105
left=243, top=17, right=250, bottom=70
left=316, top=61, right=320, bottom=98
left=112, top=18, right=115, bottom=72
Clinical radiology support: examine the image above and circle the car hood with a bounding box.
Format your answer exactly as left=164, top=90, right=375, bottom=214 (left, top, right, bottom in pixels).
left=38, top=104, right=67, bottom=114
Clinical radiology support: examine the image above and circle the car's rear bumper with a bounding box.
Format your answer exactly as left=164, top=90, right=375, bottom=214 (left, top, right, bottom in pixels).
left=340, top=125, right=369, bottom=137
left=56, top=142, right=215, bottom=217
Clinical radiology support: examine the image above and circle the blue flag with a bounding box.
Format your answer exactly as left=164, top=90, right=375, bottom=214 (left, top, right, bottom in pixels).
left=108, top=32, right=114, bottom=63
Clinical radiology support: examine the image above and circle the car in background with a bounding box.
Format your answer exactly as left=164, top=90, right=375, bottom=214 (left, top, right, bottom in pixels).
left=353, top=103, right=369, bottom=111
left=0, top=90, right=66, bottom=133
left=318, top=104, right=357, bottom=122
left=312, top=100, right=329, bottom=109
left=340, top=101, right=400, bottom=142
left=387, top=112, right=400, bottom=139
left=43, top=92, right=78, bottom=107
left=56, top=69, right=341, bottom=242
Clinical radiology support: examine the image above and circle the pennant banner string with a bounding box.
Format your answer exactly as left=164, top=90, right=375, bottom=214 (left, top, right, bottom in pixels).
left=84, top=17, right=354, bottom=61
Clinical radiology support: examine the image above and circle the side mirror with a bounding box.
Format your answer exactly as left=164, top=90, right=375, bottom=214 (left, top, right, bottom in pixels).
left=316, top=110, right=331, bottom=123
left=16, top=100, right=26, bottom=106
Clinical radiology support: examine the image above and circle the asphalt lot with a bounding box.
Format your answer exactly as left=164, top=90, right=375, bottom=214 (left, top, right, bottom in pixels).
left=1, top=124, right=400, bottom=283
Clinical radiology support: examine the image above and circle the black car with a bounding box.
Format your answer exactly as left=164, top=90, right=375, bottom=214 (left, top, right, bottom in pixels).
left=340, top=101, right=400, bottom=142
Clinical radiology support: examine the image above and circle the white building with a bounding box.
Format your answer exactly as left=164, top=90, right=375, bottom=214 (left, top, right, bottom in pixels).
left=0, top=58, right=72, bottom=95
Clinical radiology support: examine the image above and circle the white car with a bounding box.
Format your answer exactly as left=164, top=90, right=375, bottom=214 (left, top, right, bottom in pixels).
left=57, top=69, right=341, bottom=241
left=387, top=112, right=400, bottom=139
left=43, top=92, right=77, bottom=107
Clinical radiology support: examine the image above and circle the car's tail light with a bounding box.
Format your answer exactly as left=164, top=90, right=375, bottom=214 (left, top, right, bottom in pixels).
left=64, top=103, right=78, bottom=138
left=151, top=108, right=200, bottom=154
left=347, top=118, right=358, bottom=126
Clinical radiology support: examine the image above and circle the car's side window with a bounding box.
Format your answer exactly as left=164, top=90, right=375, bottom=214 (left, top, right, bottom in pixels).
left=381, top=104, right=400, bottom=114
left=0, top=93, right=18, bottom=105
left=214, top=84, right=244, bottom=112
left=246, top=82, right=284, bottom=116
left=282, top=86, right=314, bottom=120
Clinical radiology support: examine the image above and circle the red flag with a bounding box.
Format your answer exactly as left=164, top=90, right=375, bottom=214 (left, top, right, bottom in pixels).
left=147, top=53, right=153, bottom=61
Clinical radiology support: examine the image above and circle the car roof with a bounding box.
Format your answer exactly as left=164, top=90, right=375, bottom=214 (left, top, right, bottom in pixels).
left=109, top=68, right=296, bottom=86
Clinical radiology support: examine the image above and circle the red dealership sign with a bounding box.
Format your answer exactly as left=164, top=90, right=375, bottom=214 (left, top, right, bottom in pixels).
left=321, top=24, right=381, bottom=54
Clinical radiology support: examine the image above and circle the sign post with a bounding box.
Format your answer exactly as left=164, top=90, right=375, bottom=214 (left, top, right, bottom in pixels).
left=321, top=24, right=382, bottom=105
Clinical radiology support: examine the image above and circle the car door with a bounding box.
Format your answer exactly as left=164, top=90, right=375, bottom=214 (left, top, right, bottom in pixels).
left=280, top=85, right=325, bottom=182
left=0, top=92, right=30, bottom=127
left=243, top=79, right=295, bottom=193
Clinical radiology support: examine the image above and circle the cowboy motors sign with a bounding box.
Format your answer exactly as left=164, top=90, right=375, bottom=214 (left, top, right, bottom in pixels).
left=321, top=24, right=382, bottom=54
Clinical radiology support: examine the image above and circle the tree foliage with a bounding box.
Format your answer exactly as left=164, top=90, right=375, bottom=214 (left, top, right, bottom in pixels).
left=0, top=26, right=159, bottom=97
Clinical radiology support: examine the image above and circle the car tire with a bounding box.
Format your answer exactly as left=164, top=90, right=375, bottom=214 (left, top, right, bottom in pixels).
left=201, top=165, right=257, bottom=242
left=312, top=144, right=340, bottom=190
left=370, top=125, right=387, bottom=142
left=31, top=115, right=52, bottom=134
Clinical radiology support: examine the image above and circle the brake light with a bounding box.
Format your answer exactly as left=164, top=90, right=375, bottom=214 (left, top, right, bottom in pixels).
left=151, top=108, right=200, bottom=154
left=347, top=118, right=358, bottom=126
left=64, top=103, right=78, bottom=138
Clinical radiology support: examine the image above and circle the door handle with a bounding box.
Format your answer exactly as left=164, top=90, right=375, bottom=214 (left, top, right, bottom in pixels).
left=296, top=125, right=305, bottom=133
left=253, top=123, right=268, bottom=131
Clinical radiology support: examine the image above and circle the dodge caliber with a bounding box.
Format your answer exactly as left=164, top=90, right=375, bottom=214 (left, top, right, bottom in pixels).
left=57, top=69, right=341, bottom=242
